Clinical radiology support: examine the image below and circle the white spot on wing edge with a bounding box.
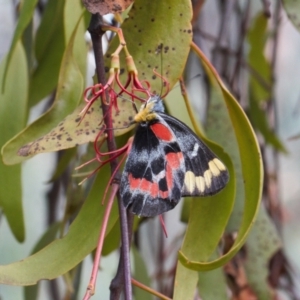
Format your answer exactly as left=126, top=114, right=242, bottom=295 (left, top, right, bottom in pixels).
left=184, top=171, right=196, bottom=193
left=191, top=143, right=199, bottom=157
left=208, top=160, right=221, bottom=176
left=213, top=158, right=226, bottom=171
left=195, top=176, right=205, bottom=192
left=203, top=169, right=212, bottom=188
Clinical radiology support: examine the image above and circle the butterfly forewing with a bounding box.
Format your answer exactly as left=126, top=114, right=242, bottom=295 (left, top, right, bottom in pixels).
left=120, top=117, right=185, bottom=217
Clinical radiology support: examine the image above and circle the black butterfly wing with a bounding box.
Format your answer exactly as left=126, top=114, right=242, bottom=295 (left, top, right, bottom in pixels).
left=161, top=113, right=229, bottom=197
left=120, top=117, right=186, bottom=217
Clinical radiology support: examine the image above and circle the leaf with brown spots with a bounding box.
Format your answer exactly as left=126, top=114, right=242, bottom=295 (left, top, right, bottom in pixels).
left=82, top=0, right=133, bottom=15
left=106, top=0, right=192, bottom=94
left=18, top=99, right=135, bottom=157
left=2, top=0, right=192, bottom=164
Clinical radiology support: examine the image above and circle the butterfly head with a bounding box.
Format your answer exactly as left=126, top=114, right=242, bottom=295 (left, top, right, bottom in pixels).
left=133, top=95, right=165, bottom=124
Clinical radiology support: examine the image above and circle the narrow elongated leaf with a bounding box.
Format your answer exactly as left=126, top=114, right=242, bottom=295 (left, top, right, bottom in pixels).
left=244, top=206, right=281, bottom=299
left=48, top=148, right=77, bottom=182
left=1, top=0, right=38, bottom=90
left=16, top=100, right=135, bottom=157
left=3, top=0, right=192, bottom=163
left=248, top=13, right=271, bottom=102
left=249, top=93, right=286, bottom=152
left=29, top=0, right=66, bottom=106
left=198, top=254, right=228, bottom=300
left=247, top=13, right=285, bottom=152
left=24, top=222, right=61, bottom=300
left=64, top=1, right=87, bottom=77
left=102, top=219, right=120, bottom=256
left=169, top=65, right=236, bottom=300
left=2, top=19, right=84, bottom=165
left=173, top=263, right=198, bottom=300
left=178, top=45, right=263, bottom=271
left=132, top=246, right=152, bottom=300
left=0, top=42, right=28, bottom=242
left=0, top=165, right=119, bottom=285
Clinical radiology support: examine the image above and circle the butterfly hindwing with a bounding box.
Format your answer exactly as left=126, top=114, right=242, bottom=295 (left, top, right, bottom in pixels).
left=120, top=117, right=185, bottom=217
left=161, top=113, right=229, bottom=197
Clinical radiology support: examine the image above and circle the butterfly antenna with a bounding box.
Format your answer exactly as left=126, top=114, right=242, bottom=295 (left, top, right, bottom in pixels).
left=159, top=43, right=164, bottom=97
left=153, top=69, right=169, bottom=99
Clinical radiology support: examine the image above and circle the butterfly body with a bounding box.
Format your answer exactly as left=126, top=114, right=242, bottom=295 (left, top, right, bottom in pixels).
left=119, top=96, right=229, bottom=217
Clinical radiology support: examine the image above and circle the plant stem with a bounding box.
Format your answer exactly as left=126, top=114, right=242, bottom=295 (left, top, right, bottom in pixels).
left=88, top=13, right=132, bottom=300
left=110, top=211, right=134, bottom=299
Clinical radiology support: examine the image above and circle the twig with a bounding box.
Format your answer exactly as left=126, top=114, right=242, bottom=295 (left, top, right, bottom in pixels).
left=260, top=0, right=271, bottom=17
left=131, top=278, right=172, bottom=300
left=229, top=0, right=251, bottom=99
left=212, top=0, right=236, bottom=76
left=87, top=14, right=132, bottom=300
left=194, top=27, right=272, bottom=91
left=265, top=0, right=283, bottom=230
left=110, top=211, right=134, bottom=299
left=82, top=184, right=118, bottom=300
left=191, top=0, right=205, bottom=26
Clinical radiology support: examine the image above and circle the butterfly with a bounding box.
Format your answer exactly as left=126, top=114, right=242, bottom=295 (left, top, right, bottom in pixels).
left=119, top=95, right=229, bottom=217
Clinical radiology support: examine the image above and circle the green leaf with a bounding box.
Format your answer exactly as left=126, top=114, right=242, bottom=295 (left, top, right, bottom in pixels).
left=177, top=150, right=235, bottom=266
left=2, top=19, right=84, bottom=165
left=48, top=148, right=77, bottom=182
left=24, top=222, right=61, bottom=300
left=180, top=197, right=192, bottom=223
left=205, top=63, right=245, bottom=232
left=16, top=100, right=135, bottom=157
left=168, top=71, right=236, bottom=300
left=0, top=164, right=119, bottom=285
left=0, top=41, right=28, bottom=242
left=1, top=0, right=38, bottom=91
left=64, top=1, right=87, bottom=77
left=173, top=263, right=198, bottom=300
left=106, top=0, right=193, bottom=94
left=29, top=0, right=66, bottom=106
left=102, top=219, right=120, bottom=256
left=247, top=13, right=286, bottom=152
left=178, top=46, right=263, bottom=271
left=198, top=253, right=228, bottom=300
left=244, top=206, right=281, bottom=299
left=249, top=93, right=286, bottom=152
left=132, top=246, right=152, bottom=300
left=247, top=13, right=272, bottom=102
left=282, top=0, right=300, bottom=32
left=3, top=0, right=192, bottom=162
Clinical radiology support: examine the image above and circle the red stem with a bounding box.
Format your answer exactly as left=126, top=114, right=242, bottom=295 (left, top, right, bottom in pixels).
left=82, top=184, right=118, bottom=300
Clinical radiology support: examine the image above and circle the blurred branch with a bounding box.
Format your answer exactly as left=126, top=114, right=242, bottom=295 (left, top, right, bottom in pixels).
left=191, top=0, right=205, bottom=26
left=212, top=0, right=236, bottom=76
left=194, top=28, right=271, bottom=91
left=229, top=0, right=251, bottom=99
left=260, top=0, right=271, bottom=17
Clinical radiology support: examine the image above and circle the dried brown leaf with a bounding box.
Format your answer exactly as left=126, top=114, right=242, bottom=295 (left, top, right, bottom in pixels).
left=82, top=0, right=133, bottom=15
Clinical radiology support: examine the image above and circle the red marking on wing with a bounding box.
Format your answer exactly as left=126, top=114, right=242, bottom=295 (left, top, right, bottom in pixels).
left=166, top=164, right=173, bottom=191
left=128, top=174, right=168, bottom=199
left=165, top=152, right=184, bottom=190
left=166, top=152, right=183, bottom=168
left=150, top=123, right=174, bottom=141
